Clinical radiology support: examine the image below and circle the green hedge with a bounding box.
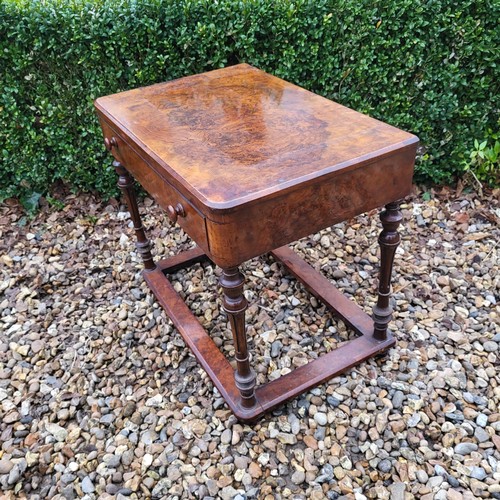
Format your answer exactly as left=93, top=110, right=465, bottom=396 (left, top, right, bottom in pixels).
left=1, top=0, right=498, bottom=201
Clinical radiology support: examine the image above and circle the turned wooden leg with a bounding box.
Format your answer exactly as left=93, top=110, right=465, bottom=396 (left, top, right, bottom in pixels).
left=373, top=201, right=402, bottom=340
left=114, top=160, right=156, bottom=271
left=220, top=267, right=257, bottom=409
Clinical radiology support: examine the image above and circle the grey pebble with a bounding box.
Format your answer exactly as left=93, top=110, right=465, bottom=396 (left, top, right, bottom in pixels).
left=7, top=465, right=21, bottom=485
left=434, top=464, right=447, bottom=476
left=378, top=459, right=392, bottom=473
left=485, top=294, right=497, bottom=305
left=99, top=414, right=114, bottom=425
left=483, top=341, right=498, bottom=352
left=314, top=412, right=327, bottom=426
left=121, top=450, right=134, bottom=466
left=392, top=390, right=405, bottom=409
left=474, top=427, right=490, bottom=443
left=61, top=473, right=76, bottom=484
left=271, top=340, right=282, bottom=358
left=220, top=429, right=232, bottom=445
left=81, top=476, right=95, bottom=494
left=291, top=470, right=305, bottom=484
left=476, top=413, right=488, bottom=427
left=416, top=470, right=428, bottom=483
left=469, top=466, right=487, bottom=480
left=327, top=396, right=341, bottom=407
left=388, top=482, right=406, bottom=500
left=427, top=475, right=444, bottom=489
left=141, top=430, right=158, bottom=445
left=454, top=442, right=478, bottom=455
left=316, top=464, right=334, bottom=483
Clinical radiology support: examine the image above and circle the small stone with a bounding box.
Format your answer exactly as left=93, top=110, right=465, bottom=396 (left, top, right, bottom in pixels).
left=248, top=462, right=262, bottom=479
left=31, top=339, right=45, bottom=353
left=388, top=482, right=406, bottom=500
left=100, top=414, right=114, bottom=425
left=152, top=478, right=172, bottom=497
left=316, top=464, right=334, bottom=483
left=483, top=341, right=498, bottom=352
left=276, top=433, right=297, bottom=445
left=25, top=452, right=39, bottom=467
left=474, top=427, right=489, bottom=443
left=469, top=467, right=487, bottom=480
left=145, top=394, right=162, bottom=407
left=291, top=470, right=305, bottom=484
left=327, top=396, right=341, bottom=407
left=314, top=413, right=327, bottom=426
left=220, top=429, right=232, bottom=445
left=434, top=465, right=447, bottom=477
left=61, top=473, right=76, bottom=484
left=391, top=419, right=406, bottom=433
left=378, top=459, right=392, bottom=473
left=407, top=412, right=421, bottom=427
left=417, top=470, right=429, bottom=483
left=0, top=459, right=14, bottom=475
left=141, top=430, right=158, bottom=445
left=446, top=490, right=463, bottom=500
left=81, top=476, right=95, bottom=494
left=289, top=414, right=301, bottom=435
left=141, top=453, right=153, bottom=472
left=271, top=340, right=282, bottom=358
left=7, top=464, right=21, bottom=485
left=485, top=294, right=497, bottom=305
left=476, top=413, right=488, bottom=427
left=123, top=402, right=136, bottom=417
left=428, top=476, right=444, bottom=489
left=392, top=391, right=405, bottom=409
left=302, top=435, right=318, bottom=450
left=45, top=423, right=67, bottom=442
left=320, top=235, right=331, bottom=248
left=334, top=466, right=346, bottom=480
left=454, top=443, right=478, bottom=455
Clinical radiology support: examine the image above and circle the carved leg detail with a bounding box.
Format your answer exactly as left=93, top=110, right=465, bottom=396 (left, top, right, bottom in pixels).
left=114, top=160, right=156, bottom=271
left=220, top=267, right=257, bottom=409
left=373, top=201, right=402, bottom=340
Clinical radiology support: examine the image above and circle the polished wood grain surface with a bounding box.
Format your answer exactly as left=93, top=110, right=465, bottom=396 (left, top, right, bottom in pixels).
left=95, top=63, right=418, bottom=211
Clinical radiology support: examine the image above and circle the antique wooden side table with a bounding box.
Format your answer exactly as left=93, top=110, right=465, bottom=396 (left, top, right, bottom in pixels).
left=95, top=64, right=418, bottom=422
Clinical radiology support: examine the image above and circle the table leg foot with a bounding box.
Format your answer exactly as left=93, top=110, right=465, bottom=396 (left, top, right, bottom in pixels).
left=220, top=267, right=257, bottom=410
left=114, top=160, right=156, bottom=271
left=373, top=201, right=402, bottom=340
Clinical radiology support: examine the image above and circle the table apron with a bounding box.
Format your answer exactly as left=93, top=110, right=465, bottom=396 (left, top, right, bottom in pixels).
left=205, top=147, right=415, bottom=267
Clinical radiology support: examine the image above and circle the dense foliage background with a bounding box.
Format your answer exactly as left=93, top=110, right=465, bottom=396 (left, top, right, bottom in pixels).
left=1, top=0, right=498, bottom=202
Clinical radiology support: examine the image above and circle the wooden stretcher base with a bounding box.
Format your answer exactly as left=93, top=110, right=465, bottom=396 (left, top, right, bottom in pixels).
left=144, top=245, right=396, bottom=422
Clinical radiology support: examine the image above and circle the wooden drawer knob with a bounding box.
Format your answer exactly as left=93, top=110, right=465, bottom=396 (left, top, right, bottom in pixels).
left=167, top=203, right=186, bottom=223
left=104, top=136, right=118, bottom=151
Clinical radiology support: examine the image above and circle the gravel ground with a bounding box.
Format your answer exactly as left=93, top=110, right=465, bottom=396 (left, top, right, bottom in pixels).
left=0, top=186, right=499, bottom=500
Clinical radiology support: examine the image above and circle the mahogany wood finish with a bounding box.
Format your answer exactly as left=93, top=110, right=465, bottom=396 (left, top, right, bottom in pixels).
left=373, top=201, right=403, bottom=340
left=95, top=64, right=418, bottom=421
left=220, top=267, right=257, bottom=411
left=114, top=160, right=155, bottom=271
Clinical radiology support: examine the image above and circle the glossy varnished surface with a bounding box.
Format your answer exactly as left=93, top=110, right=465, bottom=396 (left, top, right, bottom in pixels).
left=95, top=64, right=418, bottom=210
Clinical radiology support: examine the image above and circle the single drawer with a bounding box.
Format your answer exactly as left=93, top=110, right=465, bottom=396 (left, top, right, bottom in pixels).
left=98, top=117, right=210, bottom=253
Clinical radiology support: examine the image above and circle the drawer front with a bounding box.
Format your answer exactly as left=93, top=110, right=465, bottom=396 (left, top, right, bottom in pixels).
left=99, top=117, right=210, bottom=252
